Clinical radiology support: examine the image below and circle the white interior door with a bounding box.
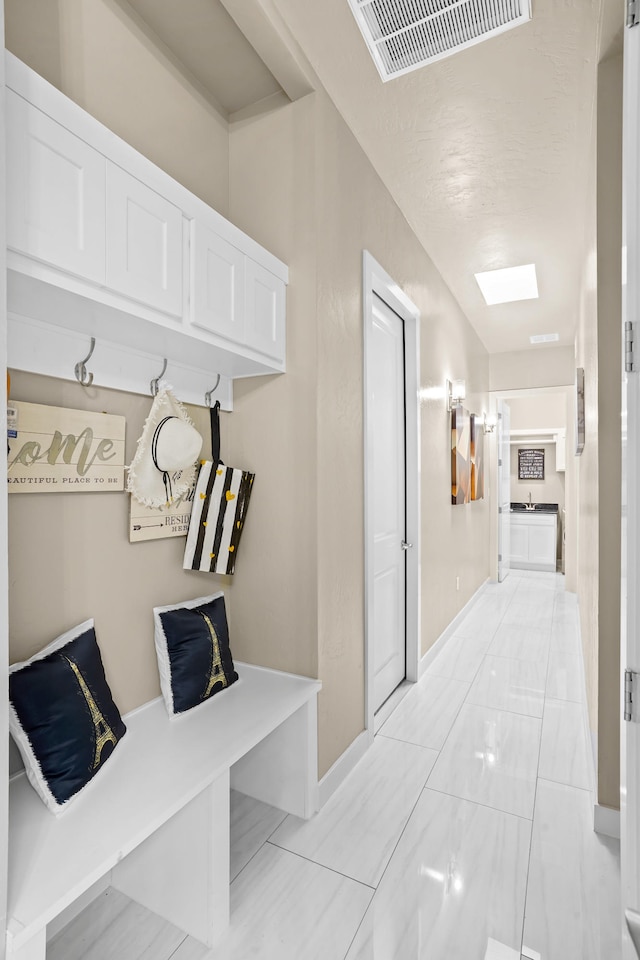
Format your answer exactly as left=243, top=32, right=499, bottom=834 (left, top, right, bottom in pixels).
left=497, top=400, right=511, bottom=582
left=622, top=12, right=640, bottom=958
left=370, top=294, right=406, bottom=711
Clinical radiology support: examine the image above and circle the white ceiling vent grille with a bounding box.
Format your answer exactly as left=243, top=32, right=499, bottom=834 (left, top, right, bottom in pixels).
left=347, top=0, right=532, bottom=81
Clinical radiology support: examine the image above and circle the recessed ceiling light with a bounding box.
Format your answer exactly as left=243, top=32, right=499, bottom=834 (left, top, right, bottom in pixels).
left=530, top=333, right=559, bottom=344
left=474, top=264, right=539, bottom=305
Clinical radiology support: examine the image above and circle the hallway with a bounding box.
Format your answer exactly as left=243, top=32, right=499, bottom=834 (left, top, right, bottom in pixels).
left=51, top=572, right=621, bottom=960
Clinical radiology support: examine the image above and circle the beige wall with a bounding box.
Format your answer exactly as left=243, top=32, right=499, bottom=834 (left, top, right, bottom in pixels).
left=490, top=346, right=575, bottom=392
left=5, top=3, right=492, bottom=780
left=507, top=392, right=568, bottom=430
left=7, top=371, right=218, bottom=714
left=574, top=48, right=622, bottom=812
left=228, top=91, right=491, bottom=776
left=5, top=0, right=230, bottom=214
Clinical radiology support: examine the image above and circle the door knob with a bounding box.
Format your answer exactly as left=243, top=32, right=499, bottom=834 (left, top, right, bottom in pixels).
left=401, top=541, right=413, bottom=550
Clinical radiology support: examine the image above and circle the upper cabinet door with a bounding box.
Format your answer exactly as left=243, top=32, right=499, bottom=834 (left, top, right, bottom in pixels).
left=244, top=259, right=286, bottom=364
left=106, top=163, right=183, bottom=318
left=190, top=221, right=245, bottom=343
left=6, top=90, right=106, bottom=283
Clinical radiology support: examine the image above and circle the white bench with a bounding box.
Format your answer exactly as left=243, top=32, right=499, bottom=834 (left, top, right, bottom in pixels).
left=7, top=663, right=321, bottom=960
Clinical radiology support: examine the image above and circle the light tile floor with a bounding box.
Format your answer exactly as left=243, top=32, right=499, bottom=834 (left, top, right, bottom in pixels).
left=50, top=571, right=622, bottom=960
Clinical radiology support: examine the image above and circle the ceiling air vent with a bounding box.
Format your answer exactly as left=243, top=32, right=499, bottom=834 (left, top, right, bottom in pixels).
left=347, top=0, right=532, bottom=81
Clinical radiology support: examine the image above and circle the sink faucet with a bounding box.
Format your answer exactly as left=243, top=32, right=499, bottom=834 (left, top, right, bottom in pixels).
left=528, top=492, right=532, bottom=506
left=526, top=492, right=535, bottom=511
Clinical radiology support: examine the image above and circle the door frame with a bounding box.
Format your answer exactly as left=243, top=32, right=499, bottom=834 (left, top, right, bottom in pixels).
left=621, top=15, right=640, bottom=958
left=363, top=251, right=421, bottom=741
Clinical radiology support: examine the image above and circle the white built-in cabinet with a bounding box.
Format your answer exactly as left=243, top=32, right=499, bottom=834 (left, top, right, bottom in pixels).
left=4, top=52, right=288, bottom=409
left=510, top=513, right=558, bottom=572
left=6, top=91, right=106, bottom=285
left=106, top=163, right=184, bottom=319
left=191, top=222, right=245, bottom=344
left=244, top=258, right=286, bottom=362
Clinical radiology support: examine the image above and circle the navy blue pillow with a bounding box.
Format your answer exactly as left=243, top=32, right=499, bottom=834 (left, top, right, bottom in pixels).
left=154, top=592, right=238, bottom=716
left=9, top=620, right=126, bottom=814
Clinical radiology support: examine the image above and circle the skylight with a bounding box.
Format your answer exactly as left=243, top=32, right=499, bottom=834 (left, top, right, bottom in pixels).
left=474, top=263, right=539, bottom=306
left=530, top=333, right=559, bottom=344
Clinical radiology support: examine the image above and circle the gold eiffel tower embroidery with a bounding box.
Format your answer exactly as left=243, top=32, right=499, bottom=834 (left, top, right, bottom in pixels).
left=198, top=612, right=229, bottom=699
left=64, top=657, right=118, bottom=768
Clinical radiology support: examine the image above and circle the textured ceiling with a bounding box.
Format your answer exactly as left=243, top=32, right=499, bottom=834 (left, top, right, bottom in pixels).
left=268, top=0, right=611, bottom=355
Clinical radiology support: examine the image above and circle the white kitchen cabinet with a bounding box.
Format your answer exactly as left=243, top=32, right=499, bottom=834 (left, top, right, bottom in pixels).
left=510, top=521, right=530, bottom=565
left=190, top=221, right=245, bottom=343
left=6, top=89, right=106, bottom=284
left=245, top=258, right=286, bottom=362
left=510, top=512, right=557, bottom=572
left=106, top=162, right=183, bottom=318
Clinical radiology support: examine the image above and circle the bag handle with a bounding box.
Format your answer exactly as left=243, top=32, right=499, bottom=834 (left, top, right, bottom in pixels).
left=210, top=400, right=221, bottom=465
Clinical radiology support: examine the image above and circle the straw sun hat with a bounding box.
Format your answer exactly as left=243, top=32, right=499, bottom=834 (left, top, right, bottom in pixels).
left=127, top=385, right=203, bottom=509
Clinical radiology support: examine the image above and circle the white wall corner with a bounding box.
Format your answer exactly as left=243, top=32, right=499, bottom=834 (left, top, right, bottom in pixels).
left=593, top=803, right=621, bottom=840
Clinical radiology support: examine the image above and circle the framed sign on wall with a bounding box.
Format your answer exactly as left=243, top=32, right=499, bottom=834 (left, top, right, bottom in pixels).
left=518, top=447, right=545, bottom=481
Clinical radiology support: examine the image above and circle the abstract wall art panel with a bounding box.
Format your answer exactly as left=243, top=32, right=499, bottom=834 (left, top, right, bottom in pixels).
left=470, top=414, right=485, bottom=501
left=451, top=405, right=470, bottom=505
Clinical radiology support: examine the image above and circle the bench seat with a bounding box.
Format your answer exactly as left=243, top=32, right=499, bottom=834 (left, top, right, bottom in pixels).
left=7, top=662, right=321, bottom=959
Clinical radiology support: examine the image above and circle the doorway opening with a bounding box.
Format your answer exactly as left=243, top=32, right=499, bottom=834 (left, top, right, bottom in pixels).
left=490, top=386, right=575, bottom=588
left=363, top=251, right=420, bottom=742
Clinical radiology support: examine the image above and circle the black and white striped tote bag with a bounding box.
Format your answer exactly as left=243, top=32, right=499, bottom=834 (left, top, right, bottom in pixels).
left=183, top=403, right=254, bottom=575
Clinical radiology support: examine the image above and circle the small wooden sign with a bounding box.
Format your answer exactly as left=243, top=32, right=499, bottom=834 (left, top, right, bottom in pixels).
left=518, top=447, right=545, bottom=480
left=7, top=401, right=125, bottom=493
left=129, top=485, right=195, bottom=542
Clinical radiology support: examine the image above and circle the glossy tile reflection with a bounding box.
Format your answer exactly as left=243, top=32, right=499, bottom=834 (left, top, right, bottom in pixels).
left=468, top=656, right=546, bottom=718
left=345, top=790, right=531, bottom=960
left=427, top=703, right=541, bottom=819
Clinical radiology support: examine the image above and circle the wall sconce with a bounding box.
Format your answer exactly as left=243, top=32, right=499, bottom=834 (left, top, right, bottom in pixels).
left=483, top=413, right=496, bottom=435
left=446, top=379, right=466, bottom=412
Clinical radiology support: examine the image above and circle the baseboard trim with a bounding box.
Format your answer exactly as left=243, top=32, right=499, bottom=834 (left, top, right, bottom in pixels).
left=419, top=578, right=490, bottom=678
left=318, top=729, right=371, bottom=809
left=594, top=803, right=621, bottom=839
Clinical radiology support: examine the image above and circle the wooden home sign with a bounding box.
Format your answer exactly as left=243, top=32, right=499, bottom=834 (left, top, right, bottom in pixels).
left=7, top=401, right=125, bottom=492
left=518, top=447, right=545, bottom=481
left=129, top=484, right=195, bottom=542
